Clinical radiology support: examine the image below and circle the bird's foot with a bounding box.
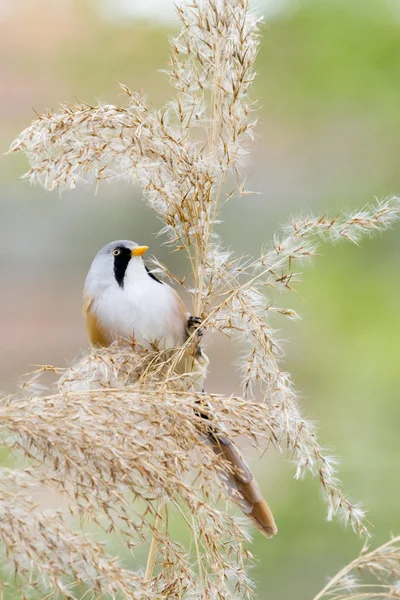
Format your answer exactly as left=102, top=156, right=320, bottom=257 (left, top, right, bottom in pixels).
left=186, top=315, right=203, bottom=338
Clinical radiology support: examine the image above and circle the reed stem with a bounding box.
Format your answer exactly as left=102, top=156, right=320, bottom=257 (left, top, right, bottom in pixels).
left=143, top=503, right=164, bottom=583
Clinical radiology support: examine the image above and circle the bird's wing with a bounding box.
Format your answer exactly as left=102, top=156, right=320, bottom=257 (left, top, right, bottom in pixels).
left=165, top=286, right=193, bottom=344
left=83, top=294, right=112, bottom=347
left=170, top=287, right=188, bottom=320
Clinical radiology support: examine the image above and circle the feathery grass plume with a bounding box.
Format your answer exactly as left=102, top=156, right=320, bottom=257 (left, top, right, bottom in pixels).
left=313, top=536, right=400, bottom=600
left=1, top=354, right=261, bottom=598
left=6, top=0, right=400, bottom=596
left=203, top=196, right=400, bottom=532
left=0, top=469, right=156, bottom=599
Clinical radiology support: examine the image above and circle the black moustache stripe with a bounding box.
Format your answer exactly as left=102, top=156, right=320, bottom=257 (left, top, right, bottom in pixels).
left=113, top=247, right=132, bottom=288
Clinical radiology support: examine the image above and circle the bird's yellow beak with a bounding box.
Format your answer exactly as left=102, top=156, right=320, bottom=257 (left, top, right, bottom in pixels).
left=131, top=246, right=149, bottom=257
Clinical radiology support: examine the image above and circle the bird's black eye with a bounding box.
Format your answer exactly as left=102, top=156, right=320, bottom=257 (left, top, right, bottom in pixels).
left=112, top=248, right=121, bottom=257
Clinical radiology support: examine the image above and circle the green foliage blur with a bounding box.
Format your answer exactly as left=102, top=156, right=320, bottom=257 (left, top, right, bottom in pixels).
left=0, top=0, right=399, bottom=598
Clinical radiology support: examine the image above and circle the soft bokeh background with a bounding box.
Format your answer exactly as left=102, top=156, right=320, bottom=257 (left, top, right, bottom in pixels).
left=1, top=0, right=400, bottom=597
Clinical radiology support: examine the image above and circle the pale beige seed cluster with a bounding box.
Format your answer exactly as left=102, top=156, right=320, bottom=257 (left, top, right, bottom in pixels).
left=5, top=0, right=400, bottom=597
left=312, top=535, right=400, bottom=600
left=1, top=351, right=259, bottom=598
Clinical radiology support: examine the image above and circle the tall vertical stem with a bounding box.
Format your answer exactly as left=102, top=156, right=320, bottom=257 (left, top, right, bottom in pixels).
left=143, top=503, right=165, bottom=584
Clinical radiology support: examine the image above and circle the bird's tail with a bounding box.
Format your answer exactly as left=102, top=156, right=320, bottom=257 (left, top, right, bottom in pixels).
left=210, top=432, right=278, bottom=538
left=185, top=313, right=276, bottom=536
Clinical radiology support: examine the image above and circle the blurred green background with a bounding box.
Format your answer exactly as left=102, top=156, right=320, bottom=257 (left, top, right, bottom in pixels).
left=1, top=0, right=399, bottom=598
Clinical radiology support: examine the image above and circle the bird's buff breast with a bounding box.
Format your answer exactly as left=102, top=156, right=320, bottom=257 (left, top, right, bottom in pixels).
left=90, top=282, right=185, bottom=350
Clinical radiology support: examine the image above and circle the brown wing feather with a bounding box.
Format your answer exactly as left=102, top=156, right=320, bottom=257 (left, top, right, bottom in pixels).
left=83, top=295, right=112, bottom=347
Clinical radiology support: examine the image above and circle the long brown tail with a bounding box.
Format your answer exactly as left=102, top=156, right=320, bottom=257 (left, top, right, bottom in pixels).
left=210, top=432, right=277, bottom=538
left=186, top=316, right=276, bottom=537
left=194, top=393, right=277, bottom=538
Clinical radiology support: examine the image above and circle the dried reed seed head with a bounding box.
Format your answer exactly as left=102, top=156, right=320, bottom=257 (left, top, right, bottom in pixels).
left=1, top=349, right=268, bottom=598
left=313, top=536, right=400, bottom=600
left=0, top=478, right=158, bottom=599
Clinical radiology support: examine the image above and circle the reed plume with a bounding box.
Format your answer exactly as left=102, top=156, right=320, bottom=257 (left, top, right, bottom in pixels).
left=313, top=536, right=400, bottom=600
left=5, top=0, right=400, bottom=597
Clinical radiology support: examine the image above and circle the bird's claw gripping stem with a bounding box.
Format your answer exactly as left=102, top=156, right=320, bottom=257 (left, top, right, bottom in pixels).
left=186, top=315, right=203, bottom=338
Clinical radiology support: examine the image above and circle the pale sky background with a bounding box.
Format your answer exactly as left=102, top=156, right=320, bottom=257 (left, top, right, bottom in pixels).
left=1, top=0, right=398, bottom=22
left=94, top=0, right=297, bottom=21
left=1, top=0, right=400, bottom=23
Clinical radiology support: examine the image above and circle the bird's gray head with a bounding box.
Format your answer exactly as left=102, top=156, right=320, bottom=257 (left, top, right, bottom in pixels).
left=85, top=240, right=149, bottom=294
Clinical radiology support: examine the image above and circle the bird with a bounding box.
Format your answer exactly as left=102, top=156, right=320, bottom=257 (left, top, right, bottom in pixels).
left=83, top=240, right=277, bottom=538
left=83, top=240, right=192, bottom=351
